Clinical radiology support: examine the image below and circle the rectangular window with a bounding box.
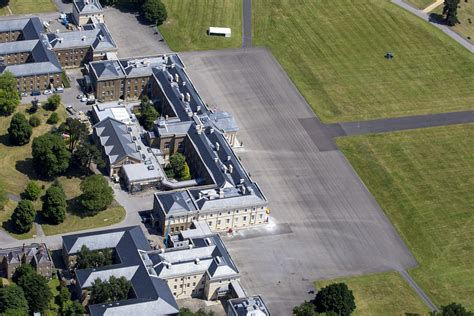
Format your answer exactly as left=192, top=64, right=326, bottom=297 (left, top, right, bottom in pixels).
left=208, top=221, right=212, bottom=226
left=243, top=216, right=247, bottom=221
left=226, top=219, right=230, bottom=223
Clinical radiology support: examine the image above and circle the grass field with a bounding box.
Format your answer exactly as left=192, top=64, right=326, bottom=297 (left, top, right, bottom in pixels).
left=316, top=272, right=429, bottom=315
left=405, top=0, right=435, bottom=10
left=0, top=0, right=56, bottom=15
left=253, top=0, right=474, bottom=123
left=337, top=124, right=474, bottom=309
left=159, top=0, right=242, bottom=51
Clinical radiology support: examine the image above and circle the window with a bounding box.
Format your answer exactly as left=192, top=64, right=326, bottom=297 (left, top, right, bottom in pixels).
left=217, top=220, right=221, bottom=225
left=192, top=282, right=196, bottom=286
left=187, top=283, right=190, bottom=287
left=180, top=284, right=183, bottom=288
left=174, top=285, right=177, bottom=289
left=226, top=219, right=230, bottom=223
left=208, top=221, right=212, bottom=226
left=164, top=142, right=170, bottom=149
left=260, top=214, right=263, bottom=218
left=243, top=216, right=247, bottom=221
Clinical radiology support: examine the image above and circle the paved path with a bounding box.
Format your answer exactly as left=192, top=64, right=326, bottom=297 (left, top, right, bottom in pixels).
left=301, top=110, right=474, bottom=151
left=242, top=0, right=252, bottom=47
left=392, top=0, right=474, bottom=52
left=422, top=0, right=444, bottom=13
left=400, top=270, right=439, bottom=312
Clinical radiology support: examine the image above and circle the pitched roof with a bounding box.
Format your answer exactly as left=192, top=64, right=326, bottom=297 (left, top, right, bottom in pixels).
left=74, top=0, right=103, bottom=14
left=93, top=117, right=141, bottom=165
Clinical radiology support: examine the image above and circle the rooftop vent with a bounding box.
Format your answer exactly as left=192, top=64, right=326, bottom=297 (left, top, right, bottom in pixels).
left=227, top=155, right=231, bottom=161
left=215, top=142, right=220, bottom=151
left=197, top=105, right=201, bottom=112
left=185, top=92, right=191, bottom=102
left=215, top=256, right=222, bottom=264
left=179, top=93, right=184, bottom=101
left=174, top=74, right=179, bottom=82
left=81, top=35, right=86, bottom=41
left=240, top=178, right=244, bottom=184
left=228, top=164, right=233, bottom=174
left=194, top=258, right=200, bottom=265
left=209, top=128, right=214, bottom=134
left=205, top=238, right=211, bottom=245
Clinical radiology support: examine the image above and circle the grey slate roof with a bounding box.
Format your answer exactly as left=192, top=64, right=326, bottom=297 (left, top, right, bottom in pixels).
left=74, top=0, right=103, bottom=14
left=0, top=243, right=51, bottom=265
left=93, top=117, right=141, bottom=165
left=89, top=59, right=125, bottom=80
left=0, top=17, right=62, bottom=77
left=43, top=23, right=116, bottom=52
left=62, top=226, right=179, bottom=316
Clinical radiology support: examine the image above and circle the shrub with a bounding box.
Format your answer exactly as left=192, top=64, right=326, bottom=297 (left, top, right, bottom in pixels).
left=11, top=200, right=36, bottom=233
left=47, top=112, right=59, bottom=124
left=29, top=115, right=41, bottom=127
left=45, top=94, right=61, bottom=111
left=8, top=113, right=32, bottom=145
left=24, top=181, right=41, bottom=201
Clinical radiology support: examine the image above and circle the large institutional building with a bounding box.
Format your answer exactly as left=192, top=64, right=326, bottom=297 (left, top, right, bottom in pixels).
left=62, top=223, right=260, bottom=315
left=0, top=14, right=116, bottom=92
left=89, top=54, right=269, bottom=235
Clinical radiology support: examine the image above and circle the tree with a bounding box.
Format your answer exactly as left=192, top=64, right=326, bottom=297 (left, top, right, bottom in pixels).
left=11, top=200, right=36, bottom=233
left=436, top=303, right=473, bottom=316
left=32, top=133, right=71, bottom=177
left=73, top=140, right=104, bottom=169
left=443, top=0, right=461, bottom=26
left=80, top=174, right=114, bottom=215
left=143, top=0, right=167, bottom=25
left=0, top=285, right=29, bottom=314
left=57, top=284, right=84, bottom=316
left=293, top=301, right=318, bottom=316
left=76, top=245, right=114, bottom=269
left=47, top=112, right=59, bottom=124
left=314, top=283, right=356, bottom=316
left=8, top=112, right=32, bottom=145
left=168, top=152, right=191, bottom=180
left=139, top=98, right=159, bottom=131
left=179, top=308, right=215, bottom=316
left=24, top=181, right=41, bottom=201
left=59, top=118, right=88, bottom=151
left=0, top=71, right=20, bottom=116
left=16, top=270, right=52, bottom=313
left=11, top=264, right=35, bottom=283
left=179, top=161, right=191, bottom=180
left=89, top=276, right=131, bottom=305
left=29, top=115, right=41, bottom=127
left=45, top=94, right=61, bottom=111
left=42, top=183, right=67, bottom=224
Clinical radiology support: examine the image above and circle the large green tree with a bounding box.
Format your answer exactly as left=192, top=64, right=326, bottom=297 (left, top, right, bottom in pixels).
left=42, top=183, right=67, bottom=224
left=76, top=245, right=114, bottom=269
left=57, top=285, right=84, bottom=316
left=443, top=0, right=461, bottom=26
left=11, top=200, right=36, bottom=233
left=59, top=118, right=88, bottom=151
left=139, top=97, right=159, bottom=131
left=89, top=276, right=131, bottom=305
left=293, top=301, right=318, bottom=316
left=168, top=152, right=191, bottom=180
left=0, top=285, right=29, bottom=315
left=437, top=303, right=473, bottom=316
left=8, top=112, right=32, bottom=146
left=0, top=71, right=20, bottom=116
left=314, top=283, right=356, bottom=316
left=80, top=174, right=114, bottom=215
left=143, top=0, right=167, bottom=25
left=73, top=140, right=104, bottom=169
left=32, top=133, right=71, bottom=178
left=16, top=269, right=52, bottom=313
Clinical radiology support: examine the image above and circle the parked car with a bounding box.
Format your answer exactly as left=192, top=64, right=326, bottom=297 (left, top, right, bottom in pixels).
left=142, top=154, right=146, bottom=159
left=43, top=89, right=52, bottom=95
left=20, top=92, right=28, bottom=97
left=128, top=127, right=132, bottom=132
left=137, top=146, right=141, bottom=151
left=147, top=165, right=154, bottom=170
left=77, top=94, right=84, bottom=99
left=80, top=96, right=88, bottom=102
left=86, top=100, right=95, bottom=105
left=147, top=147, right=152, bottom=153
left=31, top=90, right=41, bottom=96
left=55, top=87, right=64, bottom=93
left=132, top=136, right=137, bottom=141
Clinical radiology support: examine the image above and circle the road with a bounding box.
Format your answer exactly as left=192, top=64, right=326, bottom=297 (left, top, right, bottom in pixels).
left=180, top=48, right=418, bottom=314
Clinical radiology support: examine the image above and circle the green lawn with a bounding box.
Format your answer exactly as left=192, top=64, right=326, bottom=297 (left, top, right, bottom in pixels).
left=316, top=272, right=429, bottom=316
left=253, top=0, right=474, bottom=123
left=0, top=0, right=57, bottom=15
left=405, top=0, right=435, bottom=10
left=336, top=124, right=474, bottom=309
left=159, top=0, right=242, bottom=51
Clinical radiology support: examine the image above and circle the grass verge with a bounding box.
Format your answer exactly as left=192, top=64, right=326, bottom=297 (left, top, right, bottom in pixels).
left=316, top=272, right=430, bottom=316
left=0, top=0, right=57, bottom=15
left=336, top=124, right=474, bottom=309
left=253, top=0, right=474, bottom=122
left=159, top=0, right=242, bottom=51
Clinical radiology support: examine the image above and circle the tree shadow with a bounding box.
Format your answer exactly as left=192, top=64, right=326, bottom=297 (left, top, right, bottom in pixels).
left=429, top=13, right=446, bottom=25
left=15, top=158, right=48, bottom=181
left=0, top=0, right=9, bottom=8
left=66, top=195, right=88, bottom=218
left=1, top=218, right=25, bottom=235
left=0, top=134, right=13, bottom=147
left=134, top=14, right=155, bottom=27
